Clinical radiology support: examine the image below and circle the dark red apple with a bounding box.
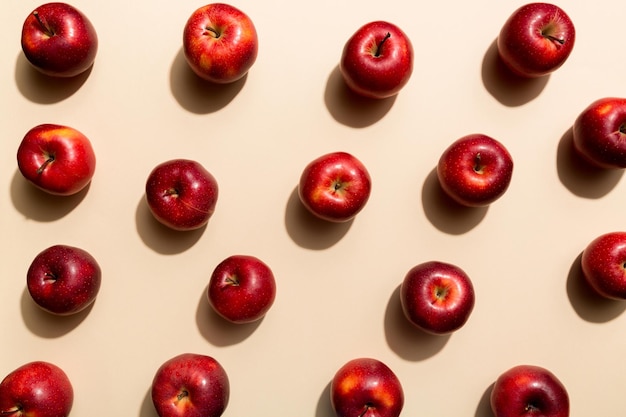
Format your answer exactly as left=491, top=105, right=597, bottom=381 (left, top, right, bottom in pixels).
left=331, top=357, right=404, bottom=417
left=27, top=244, right=101, bottom=315
left=0, top=361, right=73, bottom=417
left=21, top=2, right=98, bottom=77
left=17, top=123, right=96, bottom=196
left=400, top=261, right=475, bottom=335
left=298, top=151, right=372, bottom=222
left=437, top=133, right=514, bottom=207
left=151, top=353, right=229, bottom=417
left=491, top=364, right=569, bottom=417
left=145, top=159, right=219, bottom=231
left=207, top=254, right=277, bottom=323
left=340, top=20, right=413, bottom=99
left=581, top=231, right=626, bottom=300
left=497, top=2, right=575, bottom=78
left=183, top=3, right=258, bottom=83
left=573, top=97, right=626, bottom=169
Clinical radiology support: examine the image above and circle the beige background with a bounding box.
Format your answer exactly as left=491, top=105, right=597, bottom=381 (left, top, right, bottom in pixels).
left=2, top=0, right=626, bottom=415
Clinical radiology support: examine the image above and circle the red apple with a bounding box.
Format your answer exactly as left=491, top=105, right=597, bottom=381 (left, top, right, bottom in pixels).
left=26, top=244, right=101, bottom=316
left=0, top=361, right=73, bottom=417
left=330, top=357, right=404, bottom=417
left=497, top=3, right=575, bottom=78
left=207, top=254, right=277, bottom=324
left=437, top=134, right=514, bottom=207
left=21, top=2, right=98, bottom=77
left=298, top=151, right=372, bottom=222
left=491, top=364, right=569, bottom=417
left=17, top=124, right=96, bottom=196
left=145, top=159, right=219, bottom=231
left=151, top=353, right=229, bottom=417
left=581, top=231, right=626, bottom=300
left=340, top=21, right=413, bottom=99
left=183, top=3, right=258, bottom=83
left=572, top=97, right=626, bottom=169
left=400, top=261, right=475, bottom=335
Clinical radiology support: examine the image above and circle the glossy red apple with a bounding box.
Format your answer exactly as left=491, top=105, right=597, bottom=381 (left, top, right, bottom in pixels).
left=298, top=151, right=372, bottom=222
left=183, top=3, right=258, bottom=83
left=331, top=357, right=404, bottom=417
left=400, top=261, right=475, bottom=335
left=21, top=2, right=98, bottom=77
left=497, top=3, right=575, bottom=78
left=151, top=353, right=229, bottom=417
left=145, top=159, right=219, bottom=231
left=581, top=231, right=626, bottom=300
left=572, top=97, right=626, bottom=169
left=491, top=364, right=569, bottom=417
left=17, top=123, right=96, bottom=196
left=0, top=361, right=73, bottom=417
left=207, top=254, right=277, bottom=323
left=340, top=21, right=413, bottom=99
left=437, top=134, right=514, bottom=207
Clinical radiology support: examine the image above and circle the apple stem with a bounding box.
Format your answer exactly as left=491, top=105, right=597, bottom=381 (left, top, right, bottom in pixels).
left=359, top=403, right=374, bottom=417
left=44, top=272, right=57, bottom=282
left=473, top=153, right=484, bottom=174
left=204, top=27, right=220, bottom=39
left=374, top=32, right=391, bottom=57
left=226, top=276, right=240, bottom=286
left=36, top=155, right=55, bottom=175
left=0, top=406, right=22, bottom=415
left=620, top=124, right=626, bottom=135
left=32, top=11, right=54, bottom=37
left=177, top=390, right=189, bottom=401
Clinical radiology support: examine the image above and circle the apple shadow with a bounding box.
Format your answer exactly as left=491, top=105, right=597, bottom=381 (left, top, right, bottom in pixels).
left=169, top=47, right=246, bottom=114
left=196, top=284, right=262, bottom=346
left=315, top=380, right=334, bottom=417
left=324, top=65, right=396, bottom=128
left=284, top=186, right=353, bottom=250
left=135, top=196, right=206, bottom=255
left=14, top=52, right=93, bottom=104
left=20, top=287, right=93, bottom=337
left=566, top=252, right=626, bottom=323
left=474, top=382, right=495, bottom=417
left=384, top=285, right=450, bottom=361
left=10, top=169, right=90, bottom=222
left=481, top=39, right=549, bottom=107
left=421, top=168, right=488, bottom=235
left=138, top=386, right=158, bottom=417
left=556, top=127, right=623, bottom=198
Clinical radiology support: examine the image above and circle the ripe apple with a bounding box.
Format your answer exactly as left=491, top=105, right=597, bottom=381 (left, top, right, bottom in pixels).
left=151, top=353, right=229, bottom=417
left=491, top=364, right=569, bottom=417
left=497, top=3, right=575, bottom=78
left=17, top=123, right=96, bottom=196
left=183, top=3, right=258, bottom=83
left=21, top=2, right=98, bottom=77
left=400, top=261, right=475, bottom=335
left=298, top=151, right=372, bottom=222
left=208, top=254, right=277, bottom=324
left=572, top=97, right=626, bottom=169
left=26, top=244, right=101, bottom=315
left=437, top=133, right=514, bottom=207
left=0, top=361, right=73, bottom=417
left=581, top=231, right=626, bottom=300
left=340, top=21, right=413, bottom=99
left=145, top=159, right=219, bottom=231
left=330, top=357, right=404, bottom=417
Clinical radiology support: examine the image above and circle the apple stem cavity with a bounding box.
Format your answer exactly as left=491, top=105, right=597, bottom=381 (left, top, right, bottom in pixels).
left=374, top=32, right=391, bottom=57
left=33, top=11, right=55, bottom=37
left=473, top=153, right=485, bottom=174
left=36, top=155, right=55, bottom=175
left=44, top=272, right=58, bottom=282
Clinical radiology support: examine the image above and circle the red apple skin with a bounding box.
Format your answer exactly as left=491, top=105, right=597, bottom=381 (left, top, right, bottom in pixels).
left=183, top=3, right=258, bottom=83
left=340, top=21, right=413, bottom=99
left=400, top=261, right=475, bottom=335
left=437, top=134, right=514, bottom=207
left=490, top=365, right=569, bottom=417
left=581, top=231, right=626, bottom=300
left=208, top=255, right=277, bottom=324
left=145, top=159, right=219, bottom=231
left=27, top=244, right=101, bottom=316
left=331, top=358, right=404, bottom=417
left=298, top=152, right=372, bottom=222
left=21, top=2, right=98, bottom=78
left=17, top=124, right=96, bottom=196
left=497, top=3, right=575, bottom=78
left=0, top=361, right=73, bottom=417
left=151, top=353, right=229, bottom=417
left=572, top=97, right=626, bottom=169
